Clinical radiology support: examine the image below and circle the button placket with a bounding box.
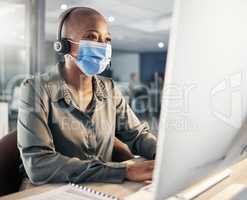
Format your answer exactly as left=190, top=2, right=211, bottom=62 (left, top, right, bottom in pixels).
left=88, top=122, right=97, bottom=156
left=81, top=112, right=97, bottom=157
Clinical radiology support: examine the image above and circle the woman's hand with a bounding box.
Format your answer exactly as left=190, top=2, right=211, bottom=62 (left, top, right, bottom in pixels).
left=124, top=160, right=155, bottom=182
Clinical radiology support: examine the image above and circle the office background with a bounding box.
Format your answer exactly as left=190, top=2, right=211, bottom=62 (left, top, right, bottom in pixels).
left=0, top=0, right=172, bottom=138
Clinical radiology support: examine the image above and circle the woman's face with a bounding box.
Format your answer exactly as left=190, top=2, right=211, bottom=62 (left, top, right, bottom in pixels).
left=66, top=13, right=112, bottom=58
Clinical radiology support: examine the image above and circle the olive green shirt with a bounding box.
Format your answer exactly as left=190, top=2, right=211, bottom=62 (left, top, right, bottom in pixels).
left=17, top=65, right=157, bottom=185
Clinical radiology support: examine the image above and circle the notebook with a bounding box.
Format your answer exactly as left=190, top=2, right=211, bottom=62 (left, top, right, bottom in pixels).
left=21, top=183, right=119, bottom=200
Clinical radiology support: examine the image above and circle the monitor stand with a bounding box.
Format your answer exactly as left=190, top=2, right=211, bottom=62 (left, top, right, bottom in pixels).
left=125, top=169, right=232, bottom=200
left=174, top=169, right=232, bottom=200
left=208, top=184, right=247, bottom=200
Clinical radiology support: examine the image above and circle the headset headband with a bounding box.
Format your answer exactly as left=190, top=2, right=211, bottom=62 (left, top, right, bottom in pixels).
left=56, top=7, right=79, bottom=41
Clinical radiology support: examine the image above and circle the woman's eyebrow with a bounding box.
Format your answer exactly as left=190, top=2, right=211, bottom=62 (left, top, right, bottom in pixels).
left=84, top=29, right=98, bottom=33
left=84, top=29, right=111, bottom=36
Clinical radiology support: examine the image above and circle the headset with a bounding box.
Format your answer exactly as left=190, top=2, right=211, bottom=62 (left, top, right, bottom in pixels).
left=53, top=7, right=79, bottom=55
left=53, top=7, right=112, bottom=69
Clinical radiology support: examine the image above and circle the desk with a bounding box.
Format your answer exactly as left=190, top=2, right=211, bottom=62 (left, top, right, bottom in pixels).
left=0, top=181, right=145, bottom=200
left=2, top=159, right=247, bottom=200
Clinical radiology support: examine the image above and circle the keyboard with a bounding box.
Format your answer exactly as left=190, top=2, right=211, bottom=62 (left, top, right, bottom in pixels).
left=124, top=184, right=155, bottom=200
left=139, top=183, right=155, bottom=192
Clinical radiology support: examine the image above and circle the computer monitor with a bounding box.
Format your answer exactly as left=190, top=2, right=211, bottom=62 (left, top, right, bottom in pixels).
left=125, top=0, right=247, bottom=200
left=153, top=0, right=247, bottom=199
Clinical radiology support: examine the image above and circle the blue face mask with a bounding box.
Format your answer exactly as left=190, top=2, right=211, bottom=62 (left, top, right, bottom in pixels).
left=69, top=40, right=112, bottom=76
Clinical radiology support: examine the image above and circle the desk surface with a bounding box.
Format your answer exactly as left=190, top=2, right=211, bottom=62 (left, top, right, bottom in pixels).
left=2, top=159, right=247, bottom=200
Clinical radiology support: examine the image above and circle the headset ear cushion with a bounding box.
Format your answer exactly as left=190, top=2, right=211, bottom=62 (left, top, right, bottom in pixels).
left=54, top=38, right=70, bottom=55
left=61, top=38, right=70, bottom=54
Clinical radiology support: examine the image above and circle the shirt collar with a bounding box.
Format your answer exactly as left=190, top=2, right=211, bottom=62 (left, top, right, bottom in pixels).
left=48, top=63, right=108, bottom=103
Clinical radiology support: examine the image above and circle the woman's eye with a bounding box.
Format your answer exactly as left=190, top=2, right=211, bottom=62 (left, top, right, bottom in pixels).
left=87, top=34, right=98, bottom=41
left=106, top=37, right=112, bottom=43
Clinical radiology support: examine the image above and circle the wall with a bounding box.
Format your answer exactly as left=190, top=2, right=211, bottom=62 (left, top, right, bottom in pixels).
left=0, top=41, right=57, bottom=94
left=44, top=41, right=57, bottom=69
left=0, top=45, right=28, bottom=94
left=111, top=50, right=140, bottom=82
left=140, top=51, right=167, bottom=83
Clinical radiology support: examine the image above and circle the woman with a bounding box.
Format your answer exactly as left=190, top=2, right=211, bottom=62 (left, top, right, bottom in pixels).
left=17, top=7, right=156, bottom=186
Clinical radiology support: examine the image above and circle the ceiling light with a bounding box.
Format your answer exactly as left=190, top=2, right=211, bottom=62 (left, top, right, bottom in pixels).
left=108, top=16, right=115, bottom=23
left=60, top=4, right=68, bottom=10
left=158, top=42, right=165, bottom=48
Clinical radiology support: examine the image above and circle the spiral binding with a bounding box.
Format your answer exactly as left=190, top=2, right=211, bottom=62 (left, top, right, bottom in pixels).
left=69, top=183, right=119, bottom=200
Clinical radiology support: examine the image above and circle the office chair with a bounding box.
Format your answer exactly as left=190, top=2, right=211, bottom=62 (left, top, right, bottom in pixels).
left=0, top=130, right=23, bottom=196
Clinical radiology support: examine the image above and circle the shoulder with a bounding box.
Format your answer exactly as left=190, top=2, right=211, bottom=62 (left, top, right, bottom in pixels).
left=94, top=76, right=126, bottom=105
left=20, top=66, right=60, bottom=100
left=94, top=75, right=122, bottom=96
left=95, top=75, right=114, bottom=88
left=22, top=66, right=59, bottom=84
left=95, top=75, right=123, bottom=90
